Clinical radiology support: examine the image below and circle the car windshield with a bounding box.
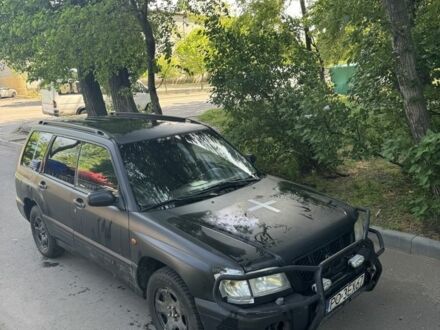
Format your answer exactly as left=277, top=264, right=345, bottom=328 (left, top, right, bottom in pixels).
left=119, top=130, right=259, bottom=210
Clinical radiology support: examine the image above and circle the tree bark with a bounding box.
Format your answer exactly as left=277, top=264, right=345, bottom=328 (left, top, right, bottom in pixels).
left=382, top=0, right=430, bottom=143
left=299, top=0, right=312, bottom=51
left=78, top=67, right=107, bottom=117
left=141, top=18, right=162, bottom=115
left=108, top=67, right=138, bottom=112
left=129, top=0, right=162, bottom=115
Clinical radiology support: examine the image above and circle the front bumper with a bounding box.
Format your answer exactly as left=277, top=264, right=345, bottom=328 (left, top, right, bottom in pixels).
left=197, top=225, right=384, bottom=330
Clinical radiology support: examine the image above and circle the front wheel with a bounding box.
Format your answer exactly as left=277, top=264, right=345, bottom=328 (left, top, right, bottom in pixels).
left=147, top=267, right=203, bottom=330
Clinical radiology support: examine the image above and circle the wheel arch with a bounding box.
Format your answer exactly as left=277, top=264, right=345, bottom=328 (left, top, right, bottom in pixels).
left=23, top=197, right=38, bottom=221
left=133, top=240, right=214, bottom=301
left=76, top=107, right=86, bottom=115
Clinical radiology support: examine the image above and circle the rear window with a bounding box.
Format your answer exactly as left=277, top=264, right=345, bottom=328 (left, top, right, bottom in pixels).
left=21, top=131, right=53, bottom=171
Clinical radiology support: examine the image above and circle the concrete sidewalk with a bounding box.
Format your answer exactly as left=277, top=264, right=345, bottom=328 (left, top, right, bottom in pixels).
left=0, top=121, right=31, bottom=146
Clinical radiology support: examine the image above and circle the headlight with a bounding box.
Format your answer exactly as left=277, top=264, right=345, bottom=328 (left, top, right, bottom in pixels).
left=249, top=273, right=291, bottom=297
left=354, top=213, right=368, bottom=241
left=217, top=269, right=291, bottom=304
left=219, top=279, right=253, bottom=304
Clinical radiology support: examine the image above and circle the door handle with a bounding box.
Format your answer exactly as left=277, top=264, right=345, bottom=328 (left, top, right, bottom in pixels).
left=38, top=181, right=47, bottom=190
left=73, top=197, right=86, bottom=209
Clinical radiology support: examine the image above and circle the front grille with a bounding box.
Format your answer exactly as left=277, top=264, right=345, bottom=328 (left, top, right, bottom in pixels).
left=289, top=232, right=354, bottom=293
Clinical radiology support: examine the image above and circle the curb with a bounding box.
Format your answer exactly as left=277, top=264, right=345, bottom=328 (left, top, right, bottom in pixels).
left=158, top=88, right=211, bottom=95
left=371, top=226, right=440, bottom=261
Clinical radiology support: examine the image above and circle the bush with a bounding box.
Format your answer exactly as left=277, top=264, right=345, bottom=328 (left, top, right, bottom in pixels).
left=204, top=0, right=351, bottom=176
left=406, top=131, right=440, bottom=220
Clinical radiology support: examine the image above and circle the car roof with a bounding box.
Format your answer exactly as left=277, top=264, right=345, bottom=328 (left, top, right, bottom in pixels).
left=37, top=114, right=209, bottom=144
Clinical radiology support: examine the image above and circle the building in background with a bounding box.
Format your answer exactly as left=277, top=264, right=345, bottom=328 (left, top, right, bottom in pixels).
left=0, top=62, right=34, bottom=96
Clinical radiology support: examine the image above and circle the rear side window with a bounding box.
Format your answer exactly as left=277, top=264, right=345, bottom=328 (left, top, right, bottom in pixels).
left=44, top=136, right=81, bottom=185
left=77, top=143, right=118, bottom=191
left=21, top=131, right=53, bottom=171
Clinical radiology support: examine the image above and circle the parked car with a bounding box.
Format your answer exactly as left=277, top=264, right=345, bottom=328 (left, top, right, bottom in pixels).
left=15, top=113, right=384, bottom=330
left=41, top=80, right=151, bottom=116
left=0, top=86, right=17, bottom=98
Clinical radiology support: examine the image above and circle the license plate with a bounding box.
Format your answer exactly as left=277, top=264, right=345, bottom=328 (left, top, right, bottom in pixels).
left=326, top=273, right=365, bottom=313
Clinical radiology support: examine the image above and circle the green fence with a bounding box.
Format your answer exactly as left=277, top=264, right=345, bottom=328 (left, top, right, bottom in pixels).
left=329, top=64, right=357, bottom=95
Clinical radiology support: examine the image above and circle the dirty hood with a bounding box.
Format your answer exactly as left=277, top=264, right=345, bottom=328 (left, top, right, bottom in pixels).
left=148, top=176, right=357, bottom=271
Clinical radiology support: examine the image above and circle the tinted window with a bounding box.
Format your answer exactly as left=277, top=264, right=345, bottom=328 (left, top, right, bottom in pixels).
left=119, top=130, right=257, bottom=210
left=77, top=143, right=118, bottom=191
left=44, top=137, right=81, bottom=184
left=21, top=131, right=53, bottom=171
left=57, top=81, right=81, bottom=95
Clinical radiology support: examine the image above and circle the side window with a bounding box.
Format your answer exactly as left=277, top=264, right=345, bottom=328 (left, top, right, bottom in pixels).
left=44, top=136, right=81, bottom=185
left=21, top=131, right=53, bottom=171
left=77, top=143, right=118, bottom=192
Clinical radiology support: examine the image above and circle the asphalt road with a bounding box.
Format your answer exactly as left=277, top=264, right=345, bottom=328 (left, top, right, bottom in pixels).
left=0, top=144, right=439, bottom=330
left=0, top=91, right=212, bottom=125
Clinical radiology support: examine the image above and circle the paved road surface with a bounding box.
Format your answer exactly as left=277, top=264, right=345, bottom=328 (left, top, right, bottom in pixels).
left=0, top=145, right=439, bottom=330
left=0, top=91, right=212, bottom=125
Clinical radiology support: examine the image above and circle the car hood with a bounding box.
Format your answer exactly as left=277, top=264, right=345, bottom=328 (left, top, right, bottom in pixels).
left=146, top=176, right=357, bottom=271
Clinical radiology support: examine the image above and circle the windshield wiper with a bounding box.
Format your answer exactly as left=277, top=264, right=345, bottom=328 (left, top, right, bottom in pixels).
left=199, top=176, right=260, bottom=194
left=143, top=192, right=218, bottom=211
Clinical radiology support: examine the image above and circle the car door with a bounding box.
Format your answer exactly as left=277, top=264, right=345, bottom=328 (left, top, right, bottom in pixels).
left=41, top=135, right=81, bottom=246
left=72, top=141, right=131, bottom=280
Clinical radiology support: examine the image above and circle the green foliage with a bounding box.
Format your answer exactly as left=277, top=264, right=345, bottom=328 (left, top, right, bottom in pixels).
left=204, top=0, right=351, bottom=174
left=175, top=28, right=211, bottom=85
left=157, top=55, right=181, bottom=87
left=0, top=0, right=175, bottom=85
left=309, top=0, right=439, bottom=223
left=405, top=132, right=440, bottom=220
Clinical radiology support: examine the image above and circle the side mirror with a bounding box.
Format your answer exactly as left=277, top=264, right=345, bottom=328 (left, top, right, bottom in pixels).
left=246, top=154, right=257, bottom=165
left=87, top=190, right=116, bottom=207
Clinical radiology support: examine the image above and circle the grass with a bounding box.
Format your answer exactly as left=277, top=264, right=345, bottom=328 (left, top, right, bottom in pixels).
left=198, top=108, right=229, bottom=130
left=198, top=109, right=439, bottom=240
left=301, top=160, right=439, bottom=240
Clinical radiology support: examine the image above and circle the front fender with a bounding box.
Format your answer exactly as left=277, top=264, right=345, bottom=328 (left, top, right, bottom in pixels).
left=129, top=213, right=239, bottom=301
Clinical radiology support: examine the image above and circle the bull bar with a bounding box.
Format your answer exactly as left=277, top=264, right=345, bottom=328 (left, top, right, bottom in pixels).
left=212, top=208, right=385, bottom=330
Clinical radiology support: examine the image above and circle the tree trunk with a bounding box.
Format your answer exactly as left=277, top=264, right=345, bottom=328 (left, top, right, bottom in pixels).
left=382, top=0, right=430, bottom=143
left=128, top=0, right=162, bottom=114
left=108, top=67, right=138, bottom=112
left=78, top=67, right=107, bottom=117
left=142, top=19, right=162, bottom=115
left=299, top=0, right=312, bottom=51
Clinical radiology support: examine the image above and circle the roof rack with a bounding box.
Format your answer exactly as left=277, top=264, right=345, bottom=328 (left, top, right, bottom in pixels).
left=38, top=120, right=110, bottom=138
left=107, top=112, right=206, bottom=126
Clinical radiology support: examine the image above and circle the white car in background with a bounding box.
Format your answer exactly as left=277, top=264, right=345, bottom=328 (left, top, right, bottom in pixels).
left=41, top=80, right=151, bottom=116
left=0, top=87, right=17, bottom=98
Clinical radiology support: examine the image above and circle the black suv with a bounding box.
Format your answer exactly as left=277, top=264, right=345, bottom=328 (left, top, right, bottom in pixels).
left=15, top=113, right=384, bottom=330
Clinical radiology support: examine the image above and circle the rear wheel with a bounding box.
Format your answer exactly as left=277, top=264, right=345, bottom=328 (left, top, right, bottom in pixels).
left=147, top=267, right=203, bottom=330
left=78, top=108, right=87, bottom=115
left=30, top=206, right=64, bottom=258
left=11, top=92, right=16, bottom=98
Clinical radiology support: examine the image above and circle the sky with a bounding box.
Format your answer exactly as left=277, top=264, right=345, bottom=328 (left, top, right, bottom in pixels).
left=226, top=0, right=311, bottom=18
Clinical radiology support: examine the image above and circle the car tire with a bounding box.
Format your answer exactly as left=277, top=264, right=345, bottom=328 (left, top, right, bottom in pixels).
left=78, top=108, right=87, bottom=115
left=147, top=267, right=203, bottom=330
left=30, top=206, right=64, bottom=258
left=11, top=92, right=16, bottom=98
